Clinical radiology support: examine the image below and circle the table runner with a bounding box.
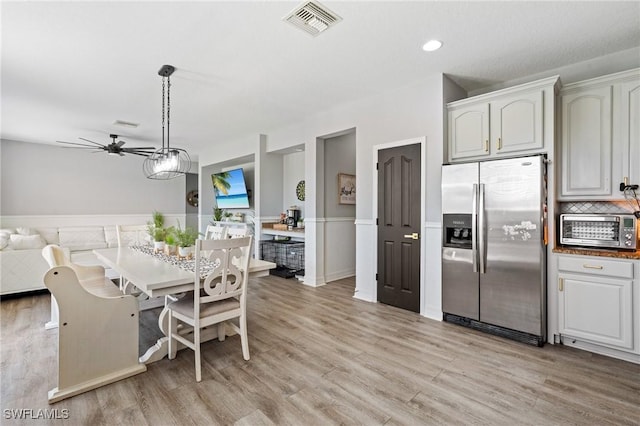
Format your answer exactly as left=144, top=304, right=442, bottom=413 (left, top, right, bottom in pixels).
left=130, top=244, right=217, bottom=279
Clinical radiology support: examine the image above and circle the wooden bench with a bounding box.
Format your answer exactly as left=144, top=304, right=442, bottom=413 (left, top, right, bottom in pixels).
left=42, top=244, right=123, bottom=329
left=43, top=266, right=146, bottom=403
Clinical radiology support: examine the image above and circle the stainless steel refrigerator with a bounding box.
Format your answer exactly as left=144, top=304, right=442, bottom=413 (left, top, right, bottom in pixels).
left=441, top=155, right=546, bottom=345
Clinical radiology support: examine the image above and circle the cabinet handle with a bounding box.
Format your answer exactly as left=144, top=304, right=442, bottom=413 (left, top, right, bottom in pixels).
left=497, top=137, right=502, bottom=150
left=583, top=264, right=604, bottom=270
left=484, top=140, right=489, bottom=152
left=558, top=278, right=564, bottom=292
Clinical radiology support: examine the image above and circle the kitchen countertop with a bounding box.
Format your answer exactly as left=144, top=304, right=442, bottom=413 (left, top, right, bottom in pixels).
left=553, top=246, right=640, bottom=260
left=262, top=223, right=305, bottom=233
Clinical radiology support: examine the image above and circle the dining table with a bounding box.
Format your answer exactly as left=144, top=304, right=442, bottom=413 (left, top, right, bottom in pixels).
left=93, top=246, right=276, bottom=364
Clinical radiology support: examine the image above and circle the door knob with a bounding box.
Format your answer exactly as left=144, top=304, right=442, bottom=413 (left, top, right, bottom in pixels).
left=403, top=233, right=420, bottom=240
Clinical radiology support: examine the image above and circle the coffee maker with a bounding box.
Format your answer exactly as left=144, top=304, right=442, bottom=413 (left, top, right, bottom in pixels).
left=286, top=207, right=301, bottom=229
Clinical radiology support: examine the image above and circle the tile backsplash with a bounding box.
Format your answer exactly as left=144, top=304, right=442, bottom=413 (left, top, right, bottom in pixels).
left=559, top=201, right=637, bottom=214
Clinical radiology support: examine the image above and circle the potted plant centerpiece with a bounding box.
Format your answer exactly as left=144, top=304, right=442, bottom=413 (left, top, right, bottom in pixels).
left=164, top=227, right=177, bottom=256
left=213, top=207, right=224, bottom=222
left=151, top=227, right=167, bottom=252
left=231, top=212, right=245, bottom=222
left=147, top=211, right=167, bottom=252
left=175, top=222, right=199, bottom=259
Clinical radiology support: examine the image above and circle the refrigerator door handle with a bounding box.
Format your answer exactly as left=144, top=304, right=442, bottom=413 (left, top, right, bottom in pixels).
left=472, top=183, right=478, bottom=273
left=479, top=183, right=486, bottom=274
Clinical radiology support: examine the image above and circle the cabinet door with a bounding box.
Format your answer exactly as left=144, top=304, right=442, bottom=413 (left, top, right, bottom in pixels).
left=619, top=79, right=640, bottom=187
left=448, top=104, right=490, bottom=161
left=560, top=86, right=613, bottom=197
left=490, top=90, right=544, bottom=155
left=558, top=273, right=633, bottom=350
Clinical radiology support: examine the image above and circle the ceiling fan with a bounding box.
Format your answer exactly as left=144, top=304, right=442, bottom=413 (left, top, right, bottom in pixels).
left=56, top=134, right=156, bottom=157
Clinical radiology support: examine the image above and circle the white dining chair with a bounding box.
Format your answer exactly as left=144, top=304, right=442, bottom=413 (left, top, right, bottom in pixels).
left=116, top=224, right=148, bottom=247
left=167, top=235, right=253, bottom=382
left=115, top=224, right=148, bottom=292
left=226, top=225, right=249, bottom=239
left=204, top=224, right=228, bottom=240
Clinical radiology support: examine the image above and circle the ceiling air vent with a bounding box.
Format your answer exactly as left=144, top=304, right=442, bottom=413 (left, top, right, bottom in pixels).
left=283, top=1, right=342, bottom=36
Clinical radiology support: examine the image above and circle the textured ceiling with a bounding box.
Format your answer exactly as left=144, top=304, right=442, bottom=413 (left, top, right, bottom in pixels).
left=2, top=1, right=639, bottom=157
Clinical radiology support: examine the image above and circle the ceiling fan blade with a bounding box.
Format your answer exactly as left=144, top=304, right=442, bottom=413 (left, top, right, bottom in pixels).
left=124, top=151, right=152, bottom=157
left=116, top=140, right=126, bottom=148
left=123, top=147, right=156, bottom=153
left=59, top=145, right=102, bottom=150
left=78, top=137, right=107, bottom=147
left=57, top=140, right=105, bottom=148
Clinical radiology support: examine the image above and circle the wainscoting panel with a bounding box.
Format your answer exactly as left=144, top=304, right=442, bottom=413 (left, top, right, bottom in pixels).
left=423, top=222, right=443, bottom=320
left=1, top=214, right=186, bottom=230
left=354, top=219, right=376, bottom=302
left=324, top=217, right=356, bottom=283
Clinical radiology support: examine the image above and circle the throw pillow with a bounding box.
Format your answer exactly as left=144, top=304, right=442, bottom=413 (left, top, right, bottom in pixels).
left=9, top=234, right=47, bottom=250
left=0, top=235, right=8, bottom=250
left=16, top=227, right=34, bottom=236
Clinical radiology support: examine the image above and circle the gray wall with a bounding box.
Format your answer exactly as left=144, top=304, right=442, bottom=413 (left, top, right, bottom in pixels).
left=1, top=139, right=186, bottom=215
left=324, top=132, right=356, bottom=218
left=200, top=154, right=256, bottom=232
left=283, top=151, right=305, bottom=218
left=185, top=172, right=199, bottom=229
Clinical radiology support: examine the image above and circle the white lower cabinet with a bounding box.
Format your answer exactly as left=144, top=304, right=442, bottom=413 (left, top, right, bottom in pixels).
left=557, top=254, right=639, bottom=362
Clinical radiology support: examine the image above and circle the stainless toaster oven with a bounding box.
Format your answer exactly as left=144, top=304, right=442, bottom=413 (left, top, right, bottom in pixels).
left=560, top=214, right=638, bottom=250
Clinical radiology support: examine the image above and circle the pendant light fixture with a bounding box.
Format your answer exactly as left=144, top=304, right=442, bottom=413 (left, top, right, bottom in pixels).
left=143, top=64, right=191, bottom=179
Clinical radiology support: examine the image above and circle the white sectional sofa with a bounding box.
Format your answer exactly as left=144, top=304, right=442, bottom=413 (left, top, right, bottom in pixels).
left=0, top=225, right=132, bottom=295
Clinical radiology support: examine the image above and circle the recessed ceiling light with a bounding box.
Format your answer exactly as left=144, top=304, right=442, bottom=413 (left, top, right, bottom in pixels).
left=422, top=40, right=442, bottom=52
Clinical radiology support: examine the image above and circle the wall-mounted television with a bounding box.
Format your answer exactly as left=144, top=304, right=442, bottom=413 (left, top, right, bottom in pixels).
left=211, top=168, right=250, bottom=209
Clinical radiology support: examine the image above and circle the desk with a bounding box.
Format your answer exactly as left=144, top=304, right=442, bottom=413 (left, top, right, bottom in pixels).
left=93, top=247, right=276, bottom=363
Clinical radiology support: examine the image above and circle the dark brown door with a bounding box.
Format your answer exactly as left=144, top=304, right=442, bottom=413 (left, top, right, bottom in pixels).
left=377, top=143, right=421, bottom=312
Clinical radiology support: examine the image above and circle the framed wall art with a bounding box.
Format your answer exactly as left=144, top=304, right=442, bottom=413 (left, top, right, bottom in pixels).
left=338, top=173, right=356, bottom=205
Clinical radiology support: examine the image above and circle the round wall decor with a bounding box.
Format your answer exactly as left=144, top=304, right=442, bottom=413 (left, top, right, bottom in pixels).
left=186, top=190, right=199, bottom=207
left=296, top=180, right=305, bottom=201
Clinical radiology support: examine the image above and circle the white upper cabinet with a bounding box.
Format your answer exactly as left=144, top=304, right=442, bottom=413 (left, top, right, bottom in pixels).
left=559, top=68, right=640, bottom=199
left=560, top=85, right=612, bottom=197
left=490, top=90, right=544, bottom=155
left=448, top=103, right=490, bottom=160
left=619, top=78, right=640, bottom=190
left=447, top=76, right=557, bottom=163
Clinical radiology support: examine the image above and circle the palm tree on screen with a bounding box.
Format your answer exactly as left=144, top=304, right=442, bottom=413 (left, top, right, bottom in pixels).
left=211, top=172, right=231, bottom=195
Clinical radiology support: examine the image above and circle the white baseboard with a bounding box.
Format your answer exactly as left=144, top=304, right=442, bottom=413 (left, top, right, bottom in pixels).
left=325, top=269, right=355, bottom=283
left=353, top=289, right=375, bottom=303
left=301, top=277, right=326, bottom=287
left=423, top=306, right=443, bottom=321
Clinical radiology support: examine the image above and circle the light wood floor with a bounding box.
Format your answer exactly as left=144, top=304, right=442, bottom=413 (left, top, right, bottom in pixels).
left=1, top=275, right=639, bottom=425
